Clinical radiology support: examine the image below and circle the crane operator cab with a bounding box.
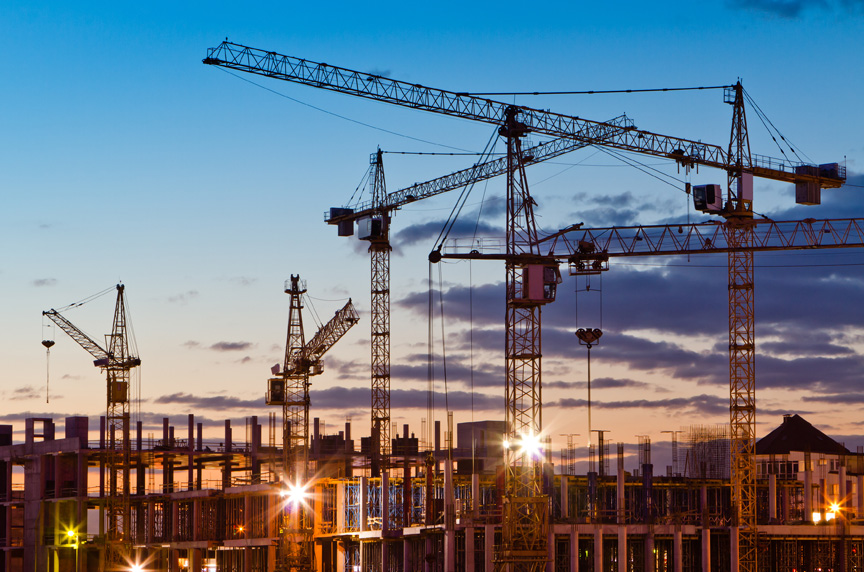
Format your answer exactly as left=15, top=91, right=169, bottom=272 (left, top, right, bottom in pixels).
left=357, top=215, right=388, bottom=241
left=520, top=264, right=562, bottom=304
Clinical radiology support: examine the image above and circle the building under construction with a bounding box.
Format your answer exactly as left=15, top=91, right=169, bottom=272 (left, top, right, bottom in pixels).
left=2, top=412, right=863, bottom=572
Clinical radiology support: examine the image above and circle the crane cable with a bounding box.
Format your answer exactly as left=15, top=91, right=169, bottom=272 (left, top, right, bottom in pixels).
left=742, top=89, right=812, bottom=165
left=216, top=67, right=473, bottom=152
left=432, top=128, right=501, bottom=252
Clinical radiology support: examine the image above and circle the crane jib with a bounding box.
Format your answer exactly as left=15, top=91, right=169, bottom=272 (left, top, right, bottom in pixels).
left=204, top=41, right=845, bottom=189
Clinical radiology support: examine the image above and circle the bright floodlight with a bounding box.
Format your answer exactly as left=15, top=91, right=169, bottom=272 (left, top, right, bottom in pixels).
left=829, top=502, right=842, bottom=514
left=281, top=481, right=310, bottom=506
left=66, top=529, right=76, bottom=538
left=130, top=565, right=144, bottom=572
left=812, top=511, right=822, bottom=523
left=518, top=432, right=543, bottom=459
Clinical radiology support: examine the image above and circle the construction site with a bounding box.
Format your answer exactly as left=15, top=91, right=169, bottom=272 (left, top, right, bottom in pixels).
left=5, top=40, right=864, bottom=572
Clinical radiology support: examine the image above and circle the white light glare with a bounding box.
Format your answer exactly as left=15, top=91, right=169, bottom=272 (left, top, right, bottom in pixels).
left=519, top=432, right=543, bottom=459
left=280, top=482, right=310, bottom=506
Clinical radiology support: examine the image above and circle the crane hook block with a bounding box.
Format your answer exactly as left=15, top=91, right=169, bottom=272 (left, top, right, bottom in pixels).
left=41, top=340, right=55, bottom=349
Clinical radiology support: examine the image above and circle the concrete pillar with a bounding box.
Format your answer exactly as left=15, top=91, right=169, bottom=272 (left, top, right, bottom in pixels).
left=729, top=526, right=739, bottom=572
left=188, top=414, right=194, bottom=491
left=594, top=525, right=603, bottom=572
left=618, top=525, right=627, bottom=572
left=547, top=528, right=555, bottom=572
left=645, top=529, right=655, bottom=572
left=839, top=465, right=847, bottom=516
left=360, top=477, right=368, bottom=532
left=444, top=461, right=455, bottom=572
left=485, top=523, right=495, bottom=572
left=617, top=451, right=625, bottom=524
left=383, top=472, right=390, bottom=571
left=336, top=481, right=346, bottom=533
left=804, top=466, right=812, bottom=518
left=337, top=539, right=346, bottom=572
left=673, top=526, right=682, bottom=572
left=190, top=549, right=202, bottom=572
left=570, top=528, right=579, bottom=572
left=404, top=537, right=412, bottom=572
left=561, top=477, right=569, bottom=519
left=768, top=473, right=777, bottom=521
left=244, top=494, right=252, bottom=572
left=858, top=474, right=864, bottom=519
left=472, top=472, right=480, bottom=520
left=701, top=527, right=711, bottom=572
left=466, top=527, right=475, bottom=572
left=383, top=471, right=390, bottom=532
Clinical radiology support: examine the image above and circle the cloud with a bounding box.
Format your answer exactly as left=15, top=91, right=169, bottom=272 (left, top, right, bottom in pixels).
left=230, top=276, right=257, bottom=287
left=394, top=218, right=501, bottom=250
left=209, top=341, right=253, bottom=352
left=727, top=0, right=864, bottom=17
left=153, top=392, right=264, bottom=410
left=726, top=0, right=809, bottom=17
left=32, top=278, right=57, bottom=287
left=551, top=393, right=729, bottom=416
left=10, top=386, right=42, bottom=401
left=167, top=290, right=198, bottom=304
left=310, top=385, right=502, bottom=412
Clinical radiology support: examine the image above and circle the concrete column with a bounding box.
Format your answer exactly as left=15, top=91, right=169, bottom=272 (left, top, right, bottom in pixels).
left=768, top=473, right=777, bottom=521
left=383, top=471, right=390, bottom=532
left=701, top=527, right=711, bottom=572
left=472, top=472, right=480, bottom=520
left=857, top=474, right=864, bottom=519
left=618, top=525, right=627, bottom=572
left=729, top=526, right=739, bottom=572
left=188, top=414, right=194, bottom=491
left=561, top=477, right=569, bottom=519
left=570, top=528, right=579, bottom=572
left=644, top=529, right=655, bottom=572
left=485, top=523, right=495, bottom=572
left=673, top=526, right=682, bottom=572
left=466, top=527, right=475, bottom=572
left=594, top=525, right=603, bottom=572
left=617, top=453, right=625, bottom=524
left=244, top=494, right=252, bottom=572
left=444, top=462, right=455, bottom=572
left=403, top=537, right=412, bottom=572
left=337, top=540, right=346, bottom=572
left=383, top=473, right=390, bottom=572
left=336, top=482, right=346, bottom=533
left=360, top=477, right=368, bottom=532
left=804, top=466, right=812, bottom=518
left=839, top=465, right=847, bottom=516
left=190, top=549, right=202, bottom=572
left=547, top=528, right=555, bottom=572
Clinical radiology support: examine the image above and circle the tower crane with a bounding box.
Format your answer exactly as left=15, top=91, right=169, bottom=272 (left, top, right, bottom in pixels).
left=204, top=41, right=845, bottom=572
left=43, top=284, right=140, bottom=571
left=326, top=120, right=630, bottom=475
left=266, top=275, right=358, bottom=572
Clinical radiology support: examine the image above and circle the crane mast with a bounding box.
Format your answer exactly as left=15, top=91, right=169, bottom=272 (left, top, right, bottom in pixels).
left=43, top=284, right=139, bottom=571
left=204, top=41, right=846, bottom=572
left=267, top=276, right=358, bottom=572
left=368, top=149, right=391, bottom=476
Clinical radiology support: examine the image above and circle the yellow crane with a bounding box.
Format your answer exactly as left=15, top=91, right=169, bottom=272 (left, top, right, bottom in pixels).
left=266, top=275, right=358, bottom=572
left=43, top=284, right=140, bottom=571
left=204, top=41, right=845, bottom=571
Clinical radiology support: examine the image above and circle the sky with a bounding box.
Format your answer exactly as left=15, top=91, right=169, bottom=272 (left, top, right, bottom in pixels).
left=2, top=0, right=864, bottom=473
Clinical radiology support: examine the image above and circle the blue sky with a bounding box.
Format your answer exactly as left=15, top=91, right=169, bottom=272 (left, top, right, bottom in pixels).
left=3, top=1, right=864, bottom=470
